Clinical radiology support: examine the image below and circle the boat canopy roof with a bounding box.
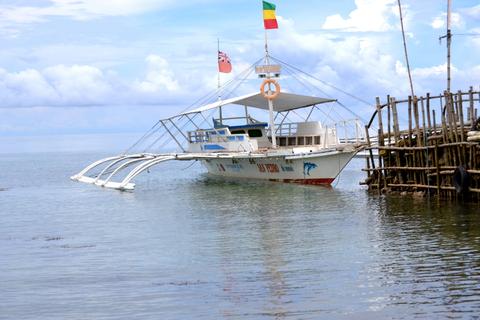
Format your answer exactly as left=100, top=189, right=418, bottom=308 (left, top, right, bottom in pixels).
left=181, top=91, right=336, bottom=116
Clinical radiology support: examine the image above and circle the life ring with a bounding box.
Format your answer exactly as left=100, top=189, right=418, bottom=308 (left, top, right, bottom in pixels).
left=453, top=165, right=470, bottom=194
left=260, top=79, right=281, bottom=100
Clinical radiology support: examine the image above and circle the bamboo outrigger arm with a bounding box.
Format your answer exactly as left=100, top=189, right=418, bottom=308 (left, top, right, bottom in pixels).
left=72, top=151, right=235, bottom=190
left=70, top=153, right=179, bottom=190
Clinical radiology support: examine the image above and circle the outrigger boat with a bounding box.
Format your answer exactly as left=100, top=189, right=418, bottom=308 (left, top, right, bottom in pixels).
left=71, top=57, right=366, bottom=190
left=71, top=4, right=367, bottom=191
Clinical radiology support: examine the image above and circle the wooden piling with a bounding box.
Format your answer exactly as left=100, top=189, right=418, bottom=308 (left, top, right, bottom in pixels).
left=363, top=88, right=480, bottom=202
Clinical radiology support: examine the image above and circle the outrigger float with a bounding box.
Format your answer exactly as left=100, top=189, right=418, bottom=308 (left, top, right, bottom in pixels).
left=71, top=5, right=367, bottom=190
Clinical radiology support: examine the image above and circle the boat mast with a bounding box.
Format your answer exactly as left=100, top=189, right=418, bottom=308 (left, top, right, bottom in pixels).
left=265, top=30, right=277, bottom=149
left=264, top=24, right=277, bottom=148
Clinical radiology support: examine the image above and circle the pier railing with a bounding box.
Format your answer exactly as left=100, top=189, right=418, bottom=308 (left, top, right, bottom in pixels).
left=363, top=87, right=480, bottom=201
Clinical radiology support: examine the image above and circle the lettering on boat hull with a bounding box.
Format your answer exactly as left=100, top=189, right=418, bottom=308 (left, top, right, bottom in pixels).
left=201, top=151, right=355, bottom=185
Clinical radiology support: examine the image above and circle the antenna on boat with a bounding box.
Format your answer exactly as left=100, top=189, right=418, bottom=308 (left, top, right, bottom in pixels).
left=439, top=0, right=452, bottom=92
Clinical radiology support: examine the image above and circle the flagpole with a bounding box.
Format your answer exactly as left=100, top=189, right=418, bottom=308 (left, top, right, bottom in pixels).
left=217, top=38, right=221, bottom=92
left=264, top=31, right=270, bottom=66
left=263, top=2, right=276, bottom=148
left=217, top=38, right=223, bottom=125
left=263, top=5, right=270, bottom=71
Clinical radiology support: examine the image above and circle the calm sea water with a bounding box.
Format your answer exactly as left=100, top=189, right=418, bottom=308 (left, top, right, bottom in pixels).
left=1, top=152, right=480, bottom=319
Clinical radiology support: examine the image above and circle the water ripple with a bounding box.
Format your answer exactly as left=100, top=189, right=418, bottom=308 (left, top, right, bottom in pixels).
left=1, top=155, right=480, bottom=319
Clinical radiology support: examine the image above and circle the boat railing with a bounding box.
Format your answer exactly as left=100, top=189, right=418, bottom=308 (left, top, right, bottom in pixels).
left=334, top=119, right=366, bottom=145
left=187, top=128, right=231, bottom=144
left=275, top=122, right=298, bottom=136
left=213, top=115, right=264, bottom=126
left=271, top=119, right=365, bottom=147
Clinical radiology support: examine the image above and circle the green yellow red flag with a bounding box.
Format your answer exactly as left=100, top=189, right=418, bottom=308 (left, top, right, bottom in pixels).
left=262, top=1, right=278, bottom=29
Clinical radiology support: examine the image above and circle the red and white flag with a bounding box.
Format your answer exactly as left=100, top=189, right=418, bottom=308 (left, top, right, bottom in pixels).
left=218, top=51, right=232, bottom=73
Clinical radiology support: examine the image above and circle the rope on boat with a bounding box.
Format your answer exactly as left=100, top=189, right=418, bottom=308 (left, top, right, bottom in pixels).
left=270, top=56, right=371, bottom=126
left=121, top=54, right=373, bottom=155
left=122, top=58, right=264, bottom=154
left=270, top=56, right=373, bottom=107
left=182, top=160, right=198, bottom=171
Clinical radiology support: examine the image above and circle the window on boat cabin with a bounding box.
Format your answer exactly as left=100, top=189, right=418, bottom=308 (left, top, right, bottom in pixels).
left=231, top=130, right=246, bottom=135
left=247, top=129, right=263, bottom=138
left=208, top=130, right=226, bottom=136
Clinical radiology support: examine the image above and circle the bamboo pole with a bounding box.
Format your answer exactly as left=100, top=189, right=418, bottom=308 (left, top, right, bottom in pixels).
left=440, top=94, right=451, bottom=165
left=407, top=96, right=413, bottom=183
left=391, top=97, right=403, bottom=184
left=397, top=0, right=415, bottom=97
left=387, top=184, right=457, bottom=191
left=469, top=86, right=474, bottom=128
left=376, top=97, right=385, bottom=191
left=458, top=90, right=466, bottom=165
left=387, top=95, right=392, bottom=146
left=421, top=97, right=427, bottom=139
left=435, top=142, right=441, bottom=196
left=413, top=96, right=421, bottom=146
left=366, top=153, right=371, bottom=179
left=376, top=97, right=384, bottom=147
left=420, top=96, right=428, bottom=185
left=363, top=166, right=480, bottom=173
left=365, top=125, right=375, bottom=170
left=408, top=96, right=413, bottom=146
left=391, top=97, right=400, bottom=142
left=366, top=141, right=477, bottom=150
left=426, top=93, right=432, bottom=133
left=387, top=96, right=393, bottom=184
left=412, top=96, right=421, bottom=183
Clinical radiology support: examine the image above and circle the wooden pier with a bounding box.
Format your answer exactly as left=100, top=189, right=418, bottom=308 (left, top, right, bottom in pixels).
left=363, top=87, right=480, bottom=201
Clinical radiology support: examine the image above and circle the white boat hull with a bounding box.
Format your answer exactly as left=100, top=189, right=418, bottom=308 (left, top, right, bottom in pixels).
left=201, top=150, right=355, bottom=185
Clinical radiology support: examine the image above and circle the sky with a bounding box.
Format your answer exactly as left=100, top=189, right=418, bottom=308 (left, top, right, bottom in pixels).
left=0, top=0, right=479, bottom=150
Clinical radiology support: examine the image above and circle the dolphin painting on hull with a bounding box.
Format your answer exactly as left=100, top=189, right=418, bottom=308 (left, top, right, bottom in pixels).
left=303, top=162, right=318, bottom=176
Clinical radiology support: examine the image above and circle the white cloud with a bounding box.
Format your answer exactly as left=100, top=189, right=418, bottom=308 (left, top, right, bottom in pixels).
left=0, top=0, right=179, bottom=39
left=272, top=16, right=410, bottom=100
left=430, top=12, right=464, bottom=30
left=462, top=4, right=480, bottom=20
left=0, top=0, right=174, bottom=23
left=0, top=55, right=183, bottom=108
left=412, top=63, right=450, bottom=79
left=135, top=55, right=179, bottom=93
left=0, top=68, right=57, bottom=105
left=269, top=14, right=480, bottom=105
left=2, top=2, right=479, bottom=137
left=322, top=0, right=398, bottom=32
left=49, top=0, right=173, bottom=19
left=44, top=65, right=115, bottom=104
left=469, top=27, right=480, bottom=50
